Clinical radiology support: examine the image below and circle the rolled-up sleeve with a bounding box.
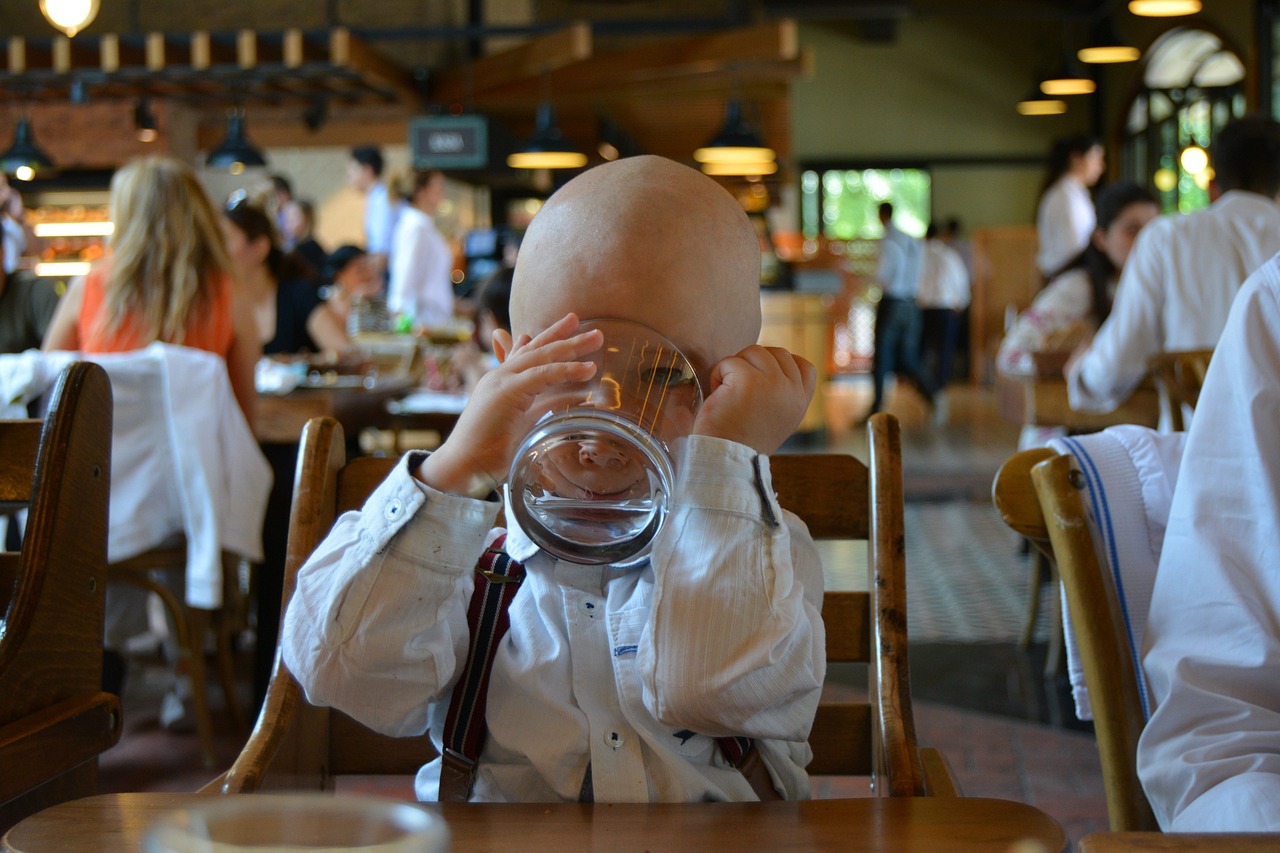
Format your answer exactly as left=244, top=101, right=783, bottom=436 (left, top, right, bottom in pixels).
left=639, top=436, right=826, bottom=741
left=282, top=452, right=503, bottom=736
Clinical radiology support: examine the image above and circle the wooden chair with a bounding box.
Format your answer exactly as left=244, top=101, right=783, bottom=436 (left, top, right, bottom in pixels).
left=992, top=449, right=1158, bottom=832
left=0, top=362, right=122, bottom=833
left=1146, top=349, right=1212, bottom=431
left=211, top=412, right=957, bottom=798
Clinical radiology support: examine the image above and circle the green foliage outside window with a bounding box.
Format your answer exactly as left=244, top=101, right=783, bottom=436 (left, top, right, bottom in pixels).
left=801, top=168, right=932, bottom=241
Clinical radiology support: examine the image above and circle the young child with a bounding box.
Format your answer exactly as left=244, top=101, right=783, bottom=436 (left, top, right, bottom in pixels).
left=282, top=155, right=825, bottom=803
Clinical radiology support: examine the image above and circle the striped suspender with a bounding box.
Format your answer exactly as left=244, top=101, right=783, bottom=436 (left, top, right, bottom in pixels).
left=438, top=535, right=526, bottom=803
left=436, top=537, right=781, bottom=802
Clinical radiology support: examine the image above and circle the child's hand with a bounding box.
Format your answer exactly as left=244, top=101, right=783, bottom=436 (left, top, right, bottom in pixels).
left=416, top=313, right=603, bottom=497
left=693, top=345, right=817, bottom=454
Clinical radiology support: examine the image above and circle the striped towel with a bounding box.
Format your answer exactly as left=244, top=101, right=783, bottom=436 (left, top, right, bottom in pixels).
left=1048, top=426, right=1185, bottom=722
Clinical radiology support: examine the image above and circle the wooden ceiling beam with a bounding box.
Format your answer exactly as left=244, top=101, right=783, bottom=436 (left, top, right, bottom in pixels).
left=329, top=28, right=419, bottom=107
left=431, top=21, right=592, bottom=106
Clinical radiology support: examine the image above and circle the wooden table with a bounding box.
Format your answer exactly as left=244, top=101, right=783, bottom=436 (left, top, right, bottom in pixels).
left=254, top=377, right=414, bottom=444
left=2, top=793, right=1069, bottom=852
left=1078, top=832, right=1280, bottom=851
left=996, top=373, right=1160, bottom=431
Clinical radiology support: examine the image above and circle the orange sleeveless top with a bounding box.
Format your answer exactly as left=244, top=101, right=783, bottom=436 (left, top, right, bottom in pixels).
left=79, top=266, right=235, bottom=357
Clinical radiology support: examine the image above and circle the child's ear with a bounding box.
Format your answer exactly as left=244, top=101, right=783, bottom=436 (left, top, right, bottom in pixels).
left=492, top=329, right=514, bottom=363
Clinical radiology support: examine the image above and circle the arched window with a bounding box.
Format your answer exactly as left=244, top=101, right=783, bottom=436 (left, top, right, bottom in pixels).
left=1122, top=27, right=1245, bottom=213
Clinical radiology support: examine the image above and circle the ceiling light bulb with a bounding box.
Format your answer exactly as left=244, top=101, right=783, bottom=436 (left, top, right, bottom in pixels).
left=1128, top=0, right=1201, bottom=16
left=1040, top=78, right=1096, bottom=96
left=1180, top=145, right=1209, bottom=175
left=39, top=0, right=99, bottom=37
left=1017, top=98, right=1067, bottom=116
left=1078, top=45, right=1141, bottom=63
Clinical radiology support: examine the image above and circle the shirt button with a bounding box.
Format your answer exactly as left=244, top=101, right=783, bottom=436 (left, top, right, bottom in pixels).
left=605, top=731, right=625, bottom=749
left=579, top=600, right=597, bottom=618
left=384, top=499, right=403, bottom=521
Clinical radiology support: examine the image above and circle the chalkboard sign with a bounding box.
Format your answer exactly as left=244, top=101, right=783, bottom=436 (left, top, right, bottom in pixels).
left=410, top=115, right=488, bottom=169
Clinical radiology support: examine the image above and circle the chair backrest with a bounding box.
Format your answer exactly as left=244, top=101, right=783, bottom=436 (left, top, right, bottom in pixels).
left=218, top=413, right=955, bottom=798
left=992, top=449, right=1158, bottom=832
left=0, top=362, right=121, bottom=832
left=1147, top=349, right=1212, bottom=431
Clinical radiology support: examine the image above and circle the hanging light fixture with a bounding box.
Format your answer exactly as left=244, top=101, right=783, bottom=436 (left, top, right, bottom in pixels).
left=1017, top=85, right=1067, bottom=116
left=134, top=98, right=158, bottom=143
left=694, top=99, right=775, bottom=165
left=39, top=0, right=99, bottom=37
left=1128, top=0, right=1200, bottom=16
left=206, top=109, right=267, bottom=174
left=1040, top=55, right=1096, bottom=96
left=1078, top=19, right=1141, bottom=64
left=0, top=117, right=55, bottom=181
left=507, top=103, right=587, bottom=170
left=701, top=161, right=778, bottom=177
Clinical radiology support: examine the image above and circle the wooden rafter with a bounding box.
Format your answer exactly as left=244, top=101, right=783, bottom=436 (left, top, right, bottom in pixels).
left=431, top=21, right=593, bottom=106
left=0, top=28, right=417, bottom=107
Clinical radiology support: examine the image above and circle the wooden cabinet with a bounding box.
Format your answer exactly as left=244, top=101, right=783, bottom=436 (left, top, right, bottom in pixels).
left=969, top=225, right=1039, bottom=384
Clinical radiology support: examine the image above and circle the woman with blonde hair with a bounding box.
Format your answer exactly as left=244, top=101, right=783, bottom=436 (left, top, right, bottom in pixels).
left=42, top=155, right=259, bottom=419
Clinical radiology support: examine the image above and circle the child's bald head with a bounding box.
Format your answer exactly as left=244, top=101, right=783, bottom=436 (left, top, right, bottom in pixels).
left=510, top=156, right=761, bottom=383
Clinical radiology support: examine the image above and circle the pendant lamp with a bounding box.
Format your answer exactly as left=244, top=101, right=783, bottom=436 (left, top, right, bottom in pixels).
left=1078, top=19, right=1141, bottom=64
left=1016, top=86, right=1067, bottom=116
left=1128, top=0, right=1200, bottom=16
left=206, top=110, right=267, bottom=174
left=39, top=0, right=99, bottom=37
left=507, top=103, right=587, bottom=170
left=694, top=100, right=775, bottom=165
left=0, top=117, right=56, bottom=180
left=1040, top=55, right=1096, bottom=96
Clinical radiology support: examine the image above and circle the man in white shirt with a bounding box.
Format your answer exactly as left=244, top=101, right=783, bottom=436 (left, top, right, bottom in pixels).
left=388, top=170, right=454, bottom=328
left=916, top=223, right=970, bottom=391
left=1137, top=254, right=1280, bottom=831
left=1067, top=115, right=1280, bottom=418
left=347, top=145, right=399, bottom=280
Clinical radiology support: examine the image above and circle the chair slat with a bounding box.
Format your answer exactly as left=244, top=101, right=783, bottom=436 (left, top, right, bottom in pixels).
left=0, top=420, right=42, bottom=505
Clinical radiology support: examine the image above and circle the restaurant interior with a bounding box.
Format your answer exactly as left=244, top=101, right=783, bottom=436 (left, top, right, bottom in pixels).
left=0, top=0, right=1274, bottom=851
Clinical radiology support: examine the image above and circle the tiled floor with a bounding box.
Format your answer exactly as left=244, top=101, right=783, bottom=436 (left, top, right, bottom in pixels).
left=96, top=377, right=1110, bottom=844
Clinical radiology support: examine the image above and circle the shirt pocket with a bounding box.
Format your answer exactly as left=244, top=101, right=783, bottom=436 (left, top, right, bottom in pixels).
left=609, top=607, right=717, bottom=762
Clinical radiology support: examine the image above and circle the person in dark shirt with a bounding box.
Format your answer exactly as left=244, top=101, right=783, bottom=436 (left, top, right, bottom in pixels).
left=0, top=234, right=59, bottom=353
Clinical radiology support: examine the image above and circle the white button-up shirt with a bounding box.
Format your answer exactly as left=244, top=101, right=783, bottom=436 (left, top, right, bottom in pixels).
left=1068, top=191, right=1280, bottom=418
left=1036, top=174, right=1095, bottom=276
left=388, top=206, right=454, bottom=327
left=1138, top=256, right=1280, bottom=831
left=282, top=436, right=826, bottom=803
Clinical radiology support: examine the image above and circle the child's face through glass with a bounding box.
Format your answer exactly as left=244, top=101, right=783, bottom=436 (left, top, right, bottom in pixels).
left=507, top=318, right=705, bottom=565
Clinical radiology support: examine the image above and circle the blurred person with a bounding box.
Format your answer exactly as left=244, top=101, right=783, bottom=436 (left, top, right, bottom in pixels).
left=452, top=265, right=513, bottom=391
left=0, top=235, right=59, bottom=353
left=1067, top=115, right=1280, bottom=424
left=42, top=155, right=258, bottom=421
left=1036, top=135, right=1105, bottom=278
left=282, top=199, right=328, bottom=280
left=862, top=201, right=935, bottom=420
left=916, top=223, right=970, bottom=392
left=269, top=173, right=294, bottom=245
left=1000, top=182, right=1158, bottom=376
left=323, top=244, right=390, bottom=338
left=999, top=181, right=1158, bottom=448
left=388, top=169, right=453, bottom=328
left=348, top=144, right=399, bottom=278
left=0, top=174, right=36, bottom=275
left=222, top=200, right=348, bottom=357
